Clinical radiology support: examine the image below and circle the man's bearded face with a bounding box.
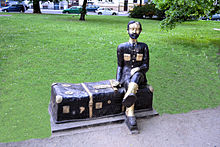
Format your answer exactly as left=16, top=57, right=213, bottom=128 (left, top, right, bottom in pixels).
left=128, top=22, right=141, bottom=39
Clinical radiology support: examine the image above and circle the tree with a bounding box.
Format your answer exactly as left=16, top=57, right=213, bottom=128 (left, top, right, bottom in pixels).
left=33, top=0, right=41, bottom=13
left=80, top=0, right=87, bottom=21
left=140, top=0, right=142, bottom=7
left=153, top=0, right=220, bottom=30
left=33, top=0, right=59, bottom=14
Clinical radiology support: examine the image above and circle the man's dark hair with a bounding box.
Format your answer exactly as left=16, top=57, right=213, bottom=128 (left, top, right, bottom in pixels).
left=127, top=21, right=142, bottom=31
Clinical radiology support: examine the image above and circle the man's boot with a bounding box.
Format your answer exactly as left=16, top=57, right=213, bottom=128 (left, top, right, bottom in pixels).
left=122, top=82, right=138, bottom=107
left=125, top=104, right=138, bottom=133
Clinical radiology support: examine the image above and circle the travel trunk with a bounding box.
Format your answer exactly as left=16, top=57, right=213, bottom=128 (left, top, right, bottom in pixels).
left=49, top=80, right=153, bottom=124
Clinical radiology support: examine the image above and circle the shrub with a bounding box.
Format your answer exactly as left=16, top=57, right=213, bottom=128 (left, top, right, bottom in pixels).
left=129, top=6, right=146, bottom=18
left=129, top=3, right=165, bottom=20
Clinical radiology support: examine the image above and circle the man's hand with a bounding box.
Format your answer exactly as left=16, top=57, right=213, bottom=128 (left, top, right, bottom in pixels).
left=130, top=67, right=140, bottom=76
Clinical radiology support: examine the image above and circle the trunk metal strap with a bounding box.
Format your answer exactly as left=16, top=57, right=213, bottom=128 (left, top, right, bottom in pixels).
left=109, top=79, right=118, bottom=91
left=93, top=85, right=111, bottom=89
left=81, top=83, right=93, bottom=118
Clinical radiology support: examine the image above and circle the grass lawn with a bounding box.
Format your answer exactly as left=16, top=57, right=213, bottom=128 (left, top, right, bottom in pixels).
left=0, top=13, right=219, bottom=142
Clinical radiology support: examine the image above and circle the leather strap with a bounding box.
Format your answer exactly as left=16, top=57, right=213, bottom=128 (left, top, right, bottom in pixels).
left=81, top=83, right=93, bottom=118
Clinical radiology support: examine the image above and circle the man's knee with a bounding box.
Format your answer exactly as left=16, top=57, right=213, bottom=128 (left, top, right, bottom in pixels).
left=130, top=72, right=144, bottom=84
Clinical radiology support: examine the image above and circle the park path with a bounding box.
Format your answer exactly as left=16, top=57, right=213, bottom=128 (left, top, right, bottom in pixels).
left=1, top=106, right=220, bottom=147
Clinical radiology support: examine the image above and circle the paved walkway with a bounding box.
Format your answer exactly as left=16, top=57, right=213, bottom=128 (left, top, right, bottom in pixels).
left=1, top=106, right=220, bottom=147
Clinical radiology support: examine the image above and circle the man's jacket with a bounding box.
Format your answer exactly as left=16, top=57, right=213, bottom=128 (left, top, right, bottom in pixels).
left=116, top=42, right=149, bottom=84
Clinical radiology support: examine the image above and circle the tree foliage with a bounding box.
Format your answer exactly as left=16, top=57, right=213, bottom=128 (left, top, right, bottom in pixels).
left=153, top=0, right=220, bottom=30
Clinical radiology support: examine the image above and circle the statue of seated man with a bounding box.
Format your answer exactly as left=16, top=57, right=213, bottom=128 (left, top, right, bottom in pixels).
left=115, top=21, right=150, bottom=130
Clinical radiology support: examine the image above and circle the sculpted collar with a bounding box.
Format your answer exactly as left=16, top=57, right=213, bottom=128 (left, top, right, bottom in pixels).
left=129, top=42, right=137, bottom=47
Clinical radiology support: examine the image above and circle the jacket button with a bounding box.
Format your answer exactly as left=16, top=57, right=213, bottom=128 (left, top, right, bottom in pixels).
left=132, top=60, right=134, bottom=62
left=131, top=65, right=134, bottom=67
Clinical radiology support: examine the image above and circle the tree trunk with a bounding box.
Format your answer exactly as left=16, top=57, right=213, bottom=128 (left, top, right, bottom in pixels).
left=80, top=0, right=87, bottom=21
left=140, top=0, right=142, bottom=7
left=33, top=0, right=41, bottom=13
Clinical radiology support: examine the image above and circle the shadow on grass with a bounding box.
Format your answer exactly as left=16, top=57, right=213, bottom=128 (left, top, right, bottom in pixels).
left=166, top=36, right=207, bottom=50
left=165, top=36, right=220, bottom=66
left=210, top=39, right=220, bottom=52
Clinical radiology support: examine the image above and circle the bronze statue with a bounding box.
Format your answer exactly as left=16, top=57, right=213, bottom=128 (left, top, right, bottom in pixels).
left=114, top=21, right=150, bottom=131
left=49, top=20, right=156, bottom=134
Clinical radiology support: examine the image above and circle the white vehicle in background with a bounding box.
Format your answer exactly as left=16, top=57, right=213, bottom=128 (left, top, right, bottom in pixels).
left=96, top=8, right=118, bottom=15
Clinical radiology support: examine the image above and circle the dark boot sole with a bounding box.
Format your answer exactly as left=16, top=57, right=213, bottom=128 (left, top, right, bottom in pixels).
left=122, top=94, right=137, bottom=107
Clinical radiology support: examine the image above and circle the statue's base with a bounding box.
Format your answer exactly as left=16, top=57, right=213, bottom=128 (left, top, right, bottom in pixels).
left=49, top=108, right=158, bottom=133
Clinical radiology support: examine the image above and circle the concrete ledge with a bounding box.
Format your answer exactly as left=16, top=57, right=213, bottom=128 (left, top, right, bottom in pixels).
left=50, top=108, right=158, bottom=133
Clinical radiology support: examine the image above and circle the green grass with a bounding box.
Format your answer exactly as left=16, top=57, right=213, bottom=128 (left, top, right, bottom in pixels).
left=0, top=13, right=219, bottom=142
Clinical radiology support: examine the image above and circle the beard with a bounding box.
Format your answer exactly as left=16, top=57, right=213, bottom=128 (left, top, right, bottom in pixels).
left=129, top=33, right=139, bottom=39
